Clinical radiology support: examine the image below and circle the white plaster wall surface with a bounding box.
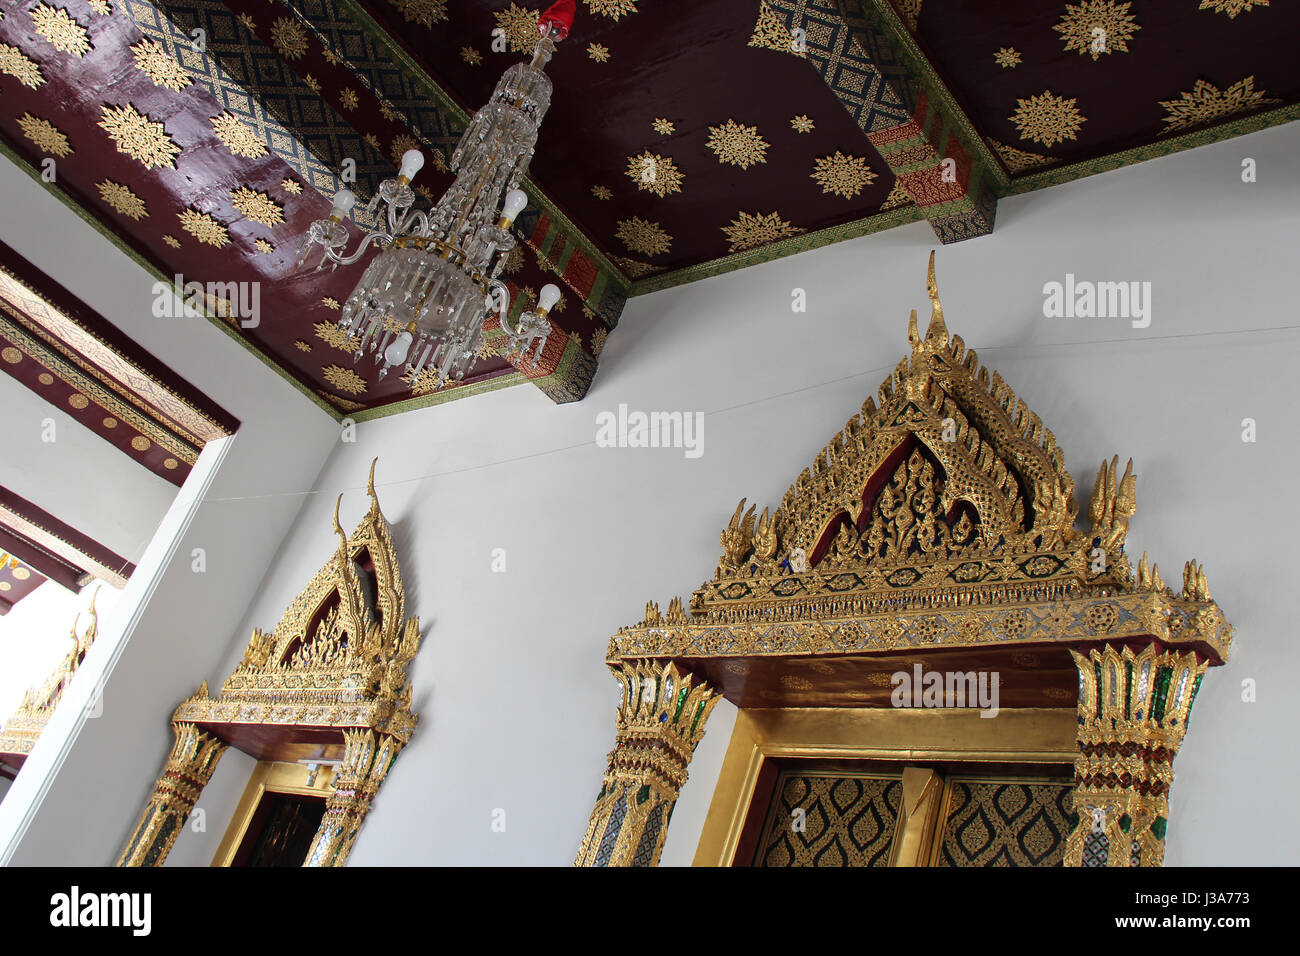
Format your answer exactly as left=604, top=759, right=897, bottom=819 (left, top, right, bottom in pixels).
left=157, top=121, right=1300, bottom=866
left=0, top=154, right=339, bottom=865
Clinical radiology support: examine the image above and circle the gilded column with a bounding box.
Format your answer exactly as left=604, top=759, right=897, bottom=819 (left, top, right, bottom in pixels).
left=304, top=728, right=403, bottom=867
left=1064, top=643, right=1208, bottom=867
left=118, top=721, right=226, bottom=866
left=575, top=661, right=719, bottom=867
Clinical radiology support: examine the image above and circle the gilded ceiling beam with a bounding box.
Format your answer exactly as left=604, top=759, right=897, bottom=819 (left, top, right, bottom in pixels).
left=762, top=0, right=998, bottom=242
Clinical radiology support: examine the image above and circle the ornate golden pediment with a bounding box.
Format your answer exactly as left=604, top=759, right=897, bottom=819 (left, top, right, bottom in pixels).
left=173, top=459, right=421, bottom=744
left=0, top=590, right=99, bottom=759
left=614, top=253, right=1231, bottom=666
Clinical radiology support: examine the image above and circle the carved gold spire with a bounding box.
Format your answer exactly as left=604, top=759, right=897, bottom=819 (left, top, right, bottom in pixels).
left=923, top=248, right=948, bottom=348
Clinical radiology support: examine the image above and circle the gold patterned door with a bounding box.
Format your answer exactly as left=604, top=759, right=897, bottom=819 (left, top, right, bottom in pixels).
left=747, top=760, right=1075, bottom=867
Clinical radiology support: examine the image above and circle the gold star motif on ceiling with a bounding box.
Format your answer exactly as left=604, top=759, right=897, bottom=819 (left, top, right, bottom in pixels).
left=364, top=132, right=381, bottom=151
left=339, top=88, right=360, bottom=111
left=30, top=3, right=92, bottom=58
left=1198, top=0, right=1268, bottom=17
left=652, top=118, right=675, bottom=136
left=389, top=0, right=448, bottom=28
left=321, top=296, right=341, bottom=310
left=303, top=73, right=321, bottom=94
left=99, top=103, right=181, bottom=169
left=749, top=0, right=806, bottom=57
left=461, top=46, right=482, bottom=65
left=88, top=0, right=111, bottom=14
left=230, top=186, right=284, bottom=227
left=17, top=113, right=72, bottom=157
left=503, top=246, right=525, bottom=273
left=0, top=44, right=46, bottom=89
left=161, top=234, right=181, bottom=248
left=810, top=152, right=877, bottom=198
left=989, top=138, right=1058, bottom=175
left=707, top=119, right=769, bottom=169
left=237, top=12, right=256, bottom=31
left=130, top=39, right=191, bottom=92
left=1158, top=76, right=1279, bottom=133
left=254, top=238, right=275, bottom=254
left=589, top=327, right=608, bottom=356
left=269, top=16, right=308, bottom=60
left=1008, top=90, right=1086, bottom=147
left=97, top=180, right=147, bottom=220
left=282, top=178, right=302, bottom=195
left=587, top=43, right=610, bottom=63
left=210, top=112, right=268, bottom=159
left=474, top=339, right=498, bottom=360
left=390, top=134, right=421, bottom=167
left=379, top=100, right=401, bottom=122
left=322, top=364, right=367, bottom=397
left=790, top=114, right=815, bottom=133
left=879, top=179, right=912, bottom=211
left=584, top=0, right=639, bottom=20
left=403, top=366, right=442, bottom=395
left=993, top=47, right=1021, bottom=69
left=322, top=47, right=342, bottom=66
left=625, top=150, right=684, bottom=197
left=591, top=185, right=612, bottom=200
left=615, top=217, right=672, bottom=257
left=494, top=4, right=540, bottom=55
left=1053, top=1, right=1140, bottom=60
left=314, top=320, right=358, bottom=351
left=294, top=339, right=312, bottom=352
left=177, top=208, right=230, bottom=248
left=721, top=211, right=805, bottom=253
left=612, top=256, right=664, bottom=279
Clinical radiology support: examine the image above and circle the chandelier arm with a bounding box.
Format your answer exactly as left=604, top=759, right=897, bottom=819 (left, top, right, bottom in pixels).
left=319, top=232, right=391, bottom=267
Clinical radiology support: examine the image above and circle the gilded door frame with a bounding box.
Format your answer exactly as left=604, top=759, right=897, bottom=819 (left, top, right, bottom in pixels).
left=211, top=761, right=338, bottom=867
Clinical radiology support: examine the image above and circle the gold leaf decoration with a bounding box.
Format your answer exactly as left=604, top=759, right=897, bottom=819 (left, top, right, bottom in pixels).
left=503, top=246, right=525, bottom=274
left=721, top=211, right=805, bottom=253
left=749, top=0, right=806, bottom=56
left=314, top=321, right=359, bottom=352
left=585, top=0, right=638, bottom=19
left=494, top=4, right=540, bottom=55
left=1053, top=1, right=1140, bottom=60
left=590, top=327, right=608, bottom=356
left=460, top=46, right=482, bottom=65
left=237, top=12, right=255, bottom=31
left=388, top=0, right=448, bottom=28
left=302, top=73, right=321, bottom=94
left=130, top=39, right=191, bottom=91
left=321, top=297, right=341, bottom=310
left=993, top=47, right=1021, bottom=69
left=1008, top=90, right=1086, bottom=147
left=282, top=178, right=302, bottom=196
left=879, top=179, right=912, bottom=210
left=98, top=103, right=180, bottom=169
left=403, top=366, right=442, bottom=395
left=707, top=119, right=769, bottom=169
left=591, top=185, right=612, bottom=200
left=88, top=0, right=111, bottom=13
left=625, top=150, right=684, bottom=197
left=0, top=44, right=46, bottom=89
left=651, top=118, right=675, bottom=136
left=210, top=112, right=267, bottom=159
left=294, top=339, right=312, bottom=352
left=989, top=138, right=1058, bottom=175
left=339, top=88, right=359, bottom=111
left=613, top=256, right=664, bottom=279
left=230, top=186, right=284, bottom=227
left=17, top=113, right=72, bottom=157
left=161, top=234, right=181, bottom=248
left=1158, top=76, right=1280, bottom=133
left=587, top=42, right=610, bottom=63
left=1198, top=0, right=1267, bottom=18
left=97, top=180, right=147, bottom=220
left=615, top=217, right=672, bottom=257
left=390, top=133, right=421, bottom=167
left=177, top=208, right=230, bottom=248
left=810, top=151, right=877, bottom=198
left=30, top=3, right=92, bottom=58
left=254, top=238, right=275, bottom=254
left=322, top=364, right=367, bottom=397
left=269, top=16, right=308, bottom=60
left=790, top=114, right=815, bottom=133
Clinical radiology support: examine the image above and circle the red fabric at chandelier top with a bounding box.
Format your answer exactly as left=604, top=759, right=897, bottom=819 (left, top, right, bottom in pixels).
left=540, top=0, right=575, bottom=40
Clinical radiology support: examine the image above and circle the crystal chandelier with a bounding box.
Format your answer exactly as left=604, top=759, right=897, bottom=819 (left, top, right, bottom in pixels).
left=299, top=1, right=575, bottom=389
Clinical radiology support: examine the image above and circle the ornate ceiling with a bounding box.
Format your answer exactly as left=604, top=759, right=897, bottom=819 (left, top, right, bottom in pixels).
left=0, top=0, right=1295, bottom=417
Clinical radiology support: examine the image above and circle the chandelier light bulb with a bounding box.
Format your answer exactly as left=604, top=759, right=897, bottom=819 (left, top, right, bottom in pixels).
left=500, top=189, right=529, bottom=226
left=537, top=284, right=562, bottom=315
left=398, top=149, right=425, bottom=183
left=384, top=329, right=414, bottom=367
left=330, top=189, right=355, bottom=219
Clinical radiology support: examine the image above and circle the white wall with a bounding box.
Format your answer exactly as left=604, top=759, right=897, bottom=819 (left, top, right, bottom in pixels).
left=160, top=119, right=1300, bottom=867
left=0, top=152, right=339, bottom=865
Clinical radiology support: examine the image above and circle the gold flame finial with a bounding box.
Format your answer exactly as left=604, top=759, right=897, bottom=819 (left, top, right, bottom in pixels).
left=367, top=457, right=378, bottom=498
left=924, top=249, right=948, bottom=346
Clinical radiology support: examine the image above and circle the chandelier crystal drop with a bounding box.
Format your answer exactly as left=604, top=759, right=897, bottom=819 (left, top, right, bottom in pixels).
left=298, top=4, right=576, bottom=389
